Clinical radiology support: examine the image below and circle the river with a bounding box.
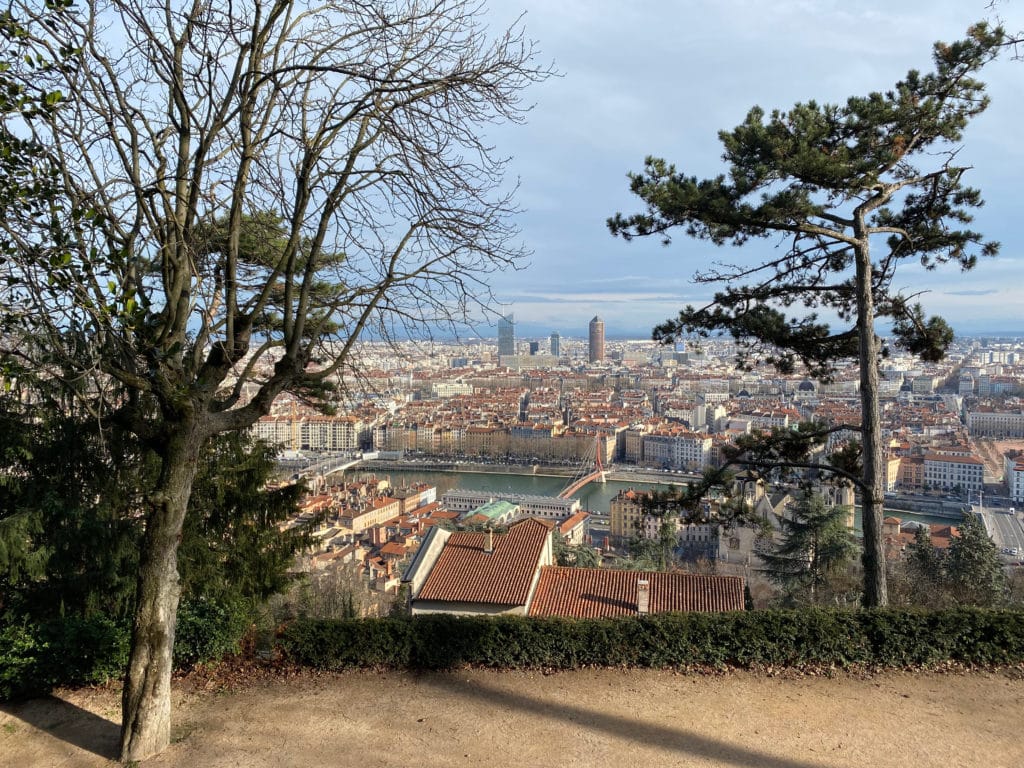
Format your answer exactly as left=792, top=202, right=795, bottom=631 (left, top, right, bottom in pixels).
left=339, top=465, right=960, bottom=533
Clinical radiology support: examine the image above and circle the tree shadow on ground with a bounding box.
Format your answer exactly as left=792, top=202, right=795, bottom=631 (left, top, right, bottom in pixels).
left=0, top=694, right=120, bottom=760
left=420, top=673, right=827, bottom=768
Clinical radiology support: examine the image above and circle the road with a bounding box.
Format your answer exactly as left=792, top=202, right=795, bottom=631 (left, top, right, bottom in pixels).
left=979, top=508, right=1024, bottom=560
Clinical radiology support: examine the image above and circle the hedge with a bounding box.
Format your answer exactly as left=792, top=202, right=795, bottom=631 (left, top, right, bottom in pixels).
left=280, top=608, right=1024, bottom=671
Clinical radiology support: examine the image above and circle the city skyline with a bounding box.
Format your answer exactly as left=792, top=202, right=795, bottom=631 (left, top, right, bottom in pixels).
left=469, top=321, right=1024, bottom=344
left=476, top=0, right=1024, bottom=340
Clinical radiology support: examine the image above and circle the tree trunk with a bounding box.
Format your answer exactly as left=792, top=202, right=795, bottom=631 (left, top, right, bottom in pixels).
left=120, top=422, right=204, bottom=762
left=854, top=243, right=888, bottom=608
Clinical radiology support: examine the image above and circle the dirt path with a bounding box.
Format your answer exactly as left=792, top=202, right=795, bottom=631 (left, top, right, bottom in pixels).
left=3, top=669, right=1023, bottom=767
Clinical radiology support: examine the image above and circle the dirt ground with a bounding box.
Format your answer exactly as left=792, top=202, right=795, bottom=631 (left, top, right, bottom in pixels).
left=975, top=437, right=1024, bottom=484
left=2, top=668, right=1023, bottom=768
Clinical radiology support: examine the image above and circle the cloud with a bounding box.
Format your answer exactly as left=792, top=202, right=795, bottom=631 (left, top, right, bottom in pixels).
left=483, top=0, right=1024, bottom=337
left=505, top=291, right=690, bottom=305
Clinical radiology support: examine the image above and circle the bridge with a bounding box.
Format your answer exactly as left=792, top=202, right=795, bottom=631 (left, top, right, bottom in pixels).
left=281, top=453, right=364, bottom=486
left=557, top=438, right=606, bottom=499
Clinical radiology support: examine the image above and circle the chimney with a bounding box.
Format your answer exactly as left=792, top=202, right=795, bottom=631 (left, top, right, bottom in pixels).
left=484, top=527, right=494, bottom=554
left=637, top=579, right=650, bottom=615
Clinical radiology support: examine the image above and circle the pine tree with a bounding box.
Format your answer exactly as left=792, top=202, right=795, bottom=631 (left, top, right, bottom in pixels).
left=553, top=534, right=600, bottom=569
left=760, top=494, right=858, bottom=605
left=610, top=24, right=1003, bottom=607
left=945, top=513, right=1004, bottom=606
left=899, top=515, right=1004, bottom=607
left=905, top=526, right=944, bottom=595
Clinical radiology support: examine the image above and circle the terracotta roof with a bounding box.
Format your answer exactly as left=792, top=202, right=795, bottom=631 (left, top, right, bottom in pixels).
left=558, top=511, right=590, bottom=536
left=311, top=550, right=348, bottom=565
left=528, top=567, right=745, bottom=618
left=379, top=541, right=408, bottom=557
left=415, top=519, right=553, bottom=606
left=923, top=453, right=983, bottom=465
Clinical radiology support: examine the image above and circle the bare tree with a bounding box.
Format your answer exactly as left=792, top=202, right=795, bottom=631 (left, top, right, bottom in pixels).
left=1, top=0, right=550, bottom=759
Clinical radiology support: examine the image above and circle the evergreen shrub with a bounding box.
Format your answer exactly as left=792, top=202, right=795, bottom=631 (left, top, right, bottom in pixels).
left=0, top=615, right=130, bottom=700
left=0, top=622, right=48, bottom=700
left=47, top=614, right=131, bottom=685
left=173, top=596, right=251, bottom=668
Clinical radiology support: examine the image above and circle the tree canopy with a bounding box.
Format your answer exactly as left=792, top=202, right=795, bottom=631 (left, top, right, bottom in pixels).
left=0, top=389, right=309, bottom=624
left=901, top=515, right=1005, bottom=607
left=610, top=25, right=1002, bottom=373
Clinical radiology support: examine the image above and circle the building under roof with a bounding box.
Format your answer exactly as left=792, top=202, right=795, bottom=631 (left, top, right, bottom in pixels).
left=403, top=518, right=746, bottom=618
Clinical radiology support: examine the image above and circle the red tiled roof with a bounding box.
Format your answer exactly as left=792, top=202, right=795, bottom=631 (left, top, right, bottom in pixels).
left=923, top=453, right=983, bottom=465
left=894, top=524, right=959, bottom=551
left=528, top=567, right=745, bottom=618
left=558, top=511, right=590, bottom=536
left=311, top=550, right=348, bottom=565
left=415, top=519, right=553, bottom=606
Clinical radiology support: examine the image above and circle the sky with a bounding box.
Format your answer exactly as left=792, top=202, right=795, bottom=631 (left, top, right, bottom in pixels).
left=472, top=0, right=1024, bottom=340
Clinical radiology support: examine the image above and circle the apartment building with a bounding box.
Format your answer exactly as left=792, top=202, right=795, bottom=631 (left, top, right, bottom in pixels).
left=967, top=409, right=1024, bottom=438
left=1006, top=453, right=1024, bottom=503
left=610, top=488, right=675, bottom=544
left=922, top=453, right=984, bottom=494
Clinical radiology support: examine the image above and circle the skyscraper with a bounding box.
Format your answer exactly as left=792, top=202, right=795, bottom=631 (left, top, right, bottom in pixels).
left=549, top=331, right=561, bottom=358
left=498, top=313, right=516, bottom=357
left=588, top=316, right=605, bottom=363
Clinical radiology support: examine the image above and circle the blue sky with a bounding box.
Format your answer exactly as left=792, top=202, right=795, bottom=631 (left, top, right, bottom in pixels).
left=475, top=1, right=1024, bottom=340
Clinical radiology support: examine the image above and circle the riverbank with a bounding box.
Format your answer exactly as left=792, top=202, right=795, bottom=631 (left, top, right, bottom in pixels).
left=362, top=459, right=573, bottom=477
left=357, top=460, right=967, bottom=520
left=359, top=459, right=697, bottom=487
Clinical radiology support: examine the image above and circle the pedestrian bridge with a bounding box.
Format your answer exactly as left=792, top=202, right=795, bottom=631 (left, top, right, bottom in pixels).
left=557, top=439, right=606, bottom=499
left=558, top=468, right=606, bottom=499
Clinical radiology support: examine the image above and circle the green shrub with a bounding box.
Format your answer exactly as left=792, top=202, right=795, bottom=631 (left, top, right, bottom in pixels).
left=0, top=622, right=48, bottom=700
left=280, top=608, right=1024, bottom=672
left=47, top=614, right=130, bottom=686
left=174, top=596, right=251, bottom=668
left=0, top=614, right=130, bottom=700
left=1, top=596, right=260, bottom=701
